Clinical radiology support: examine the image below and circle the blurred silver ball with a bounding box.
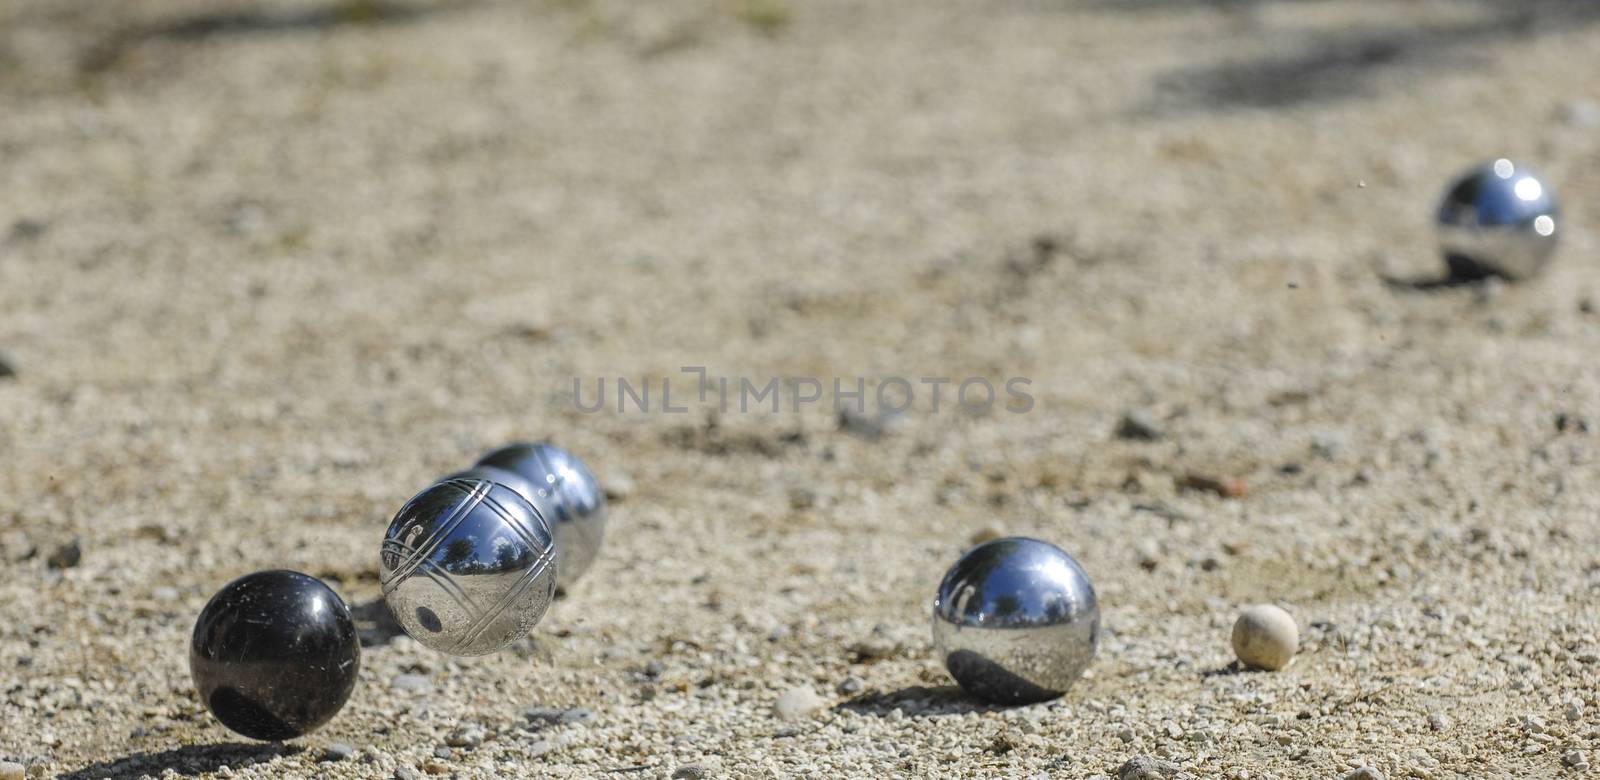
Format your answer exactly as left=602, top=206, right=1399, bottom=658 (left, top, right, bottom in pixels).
left=1438, top=158, right=1560, bottom=280
left=473, top=442, right=606, bottom=588
left=380, top=478, right=557, bottom=656
left=931, top=537, right=1099, bottom=704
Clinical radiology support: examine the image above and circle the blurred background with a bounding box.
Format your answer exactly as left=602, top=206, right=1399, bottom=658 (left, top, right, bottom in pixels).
left=3, top=0, right=1600, bottom=777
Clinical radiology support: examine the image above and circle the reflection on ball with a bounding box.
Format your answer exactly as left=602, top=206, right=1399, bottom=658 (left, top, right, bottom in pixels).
left=380, top=478, right=557, bottom=656
left=1438, top=158, right=1560, bottom=280
left=190, top=570, right=360, bottom=740
left=931, top=537, right=1099, bottom=704
left=473, top=442, right=606, bottom=588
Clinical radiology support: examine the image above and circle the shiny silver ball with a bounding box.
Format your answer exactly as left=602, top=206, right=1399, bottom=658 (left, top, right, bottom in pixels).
left=473, top=442, right=606, bottom=588
left=931, top=537, right=1099, bottom=704
left=379, top=477, right=557, bottom=656
left=1438, top=158, right=1560, bottom=280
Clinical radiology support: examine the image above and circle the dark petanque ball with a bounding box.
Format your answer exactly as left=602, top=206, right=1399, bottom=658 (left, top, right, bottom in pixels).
left=190, top=570, right=360, bottom=740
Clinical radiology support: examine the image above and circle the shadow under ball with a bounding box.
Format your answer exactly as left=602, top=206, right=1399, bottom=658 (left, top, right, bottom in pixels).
left=472, top=442, right=606, bottom=588
left=1438, top=158, right=1560, bottom=280
left=380, top=477, right=557, bottom=656
left=932, top=537, right=1099, bottom=705
left=190, top=570, right=360, bottom=741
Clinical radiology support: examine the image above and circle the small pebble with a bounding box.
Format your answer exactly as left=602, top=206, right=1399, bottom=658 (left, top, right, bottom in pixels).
left=838, top=408, right=900, bottom=440
left=836, top=677, right=863, bottom=695
left=423, top=760, right=450, bottom=775
left=560, top=708, right=594, bottom=725
left=1117, top=755, right=1176, bottom=779
left=432, top=746, right=451, bottom=760
left=7, top=218, right=46, bottom=241
left=1231, top=604, right=1298, bottom=671
left=1180, top=472, right=1247, bottom=498
left=0, top=762, right=22, bottom=780
left=0, top=354, right=14, bottom=380
left=1559, top=99, right=1600, bottom=128
left=445, top=727, right=483, bottom=748
left=1116, top=409, right=1164, bottom=441
left=523, top=706, right=564, bottom=723
left=394, top=768, right=421, bottom=780
left=603, top=471, right=635, bottom=500
left=672, top=766, right=711, bottom=780
left=787, top=488, right=817, bottom=510
left=322, top=743, right=355, bottom=762
left=1342, top=768, right=1384, bottom=780
left=47, top=540, right=82, bottom=569
left=773, top=686, right=825, bottom=720
left=391, top=674, right=432, bottom=692
left=968, top=526, right=1005, bottom=546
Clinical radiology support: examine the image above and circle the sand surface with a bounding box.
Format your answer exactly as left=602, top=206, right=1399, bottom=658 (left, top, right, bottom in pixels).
left=4, top=0, right=1600, bottom=777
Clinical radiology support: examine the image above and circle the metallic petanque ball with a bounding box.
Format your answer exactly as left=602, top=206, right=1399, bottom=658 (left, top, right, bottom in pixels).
left=380, top=477, right=557, bottom=656
left=1437, top=158, right=1560, bottom=280
left=473, top=442, right=606, bottom=588
left=932, top=537, right=1099, bottom=705
left=190, top=570, right=360, bottom=740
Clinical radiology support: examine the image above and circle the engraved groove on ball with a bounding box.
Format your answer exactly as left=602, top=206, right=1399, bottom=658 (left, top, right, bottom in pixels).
left=469, top=442, right=607, bottom=589
left=379, top=477, right=557, bottom=656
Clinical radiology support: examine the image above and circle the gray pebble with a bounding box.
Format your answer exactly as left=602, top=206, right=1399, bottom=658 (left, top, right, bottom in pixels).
left=391, top=674, right=432, bottom=692
left=322, top=743, right=355, bottom=762
left=602, top=471, right=634, bottom=500
left=432, top=746, right=452, bottom=760
left=773, top=687, right=825, bottom=720
left=672, top=766, right=712, bottom=780
left=523, top=706, right=564, bottom=723
left=838, top=408, right=901, bottom=440
left=1342, top=768, right=1384, bottom=780
left=394, top=767, right=421, bottom=780
left=1117, top=755, right=1176, bottom=780
left=445, top=727, right=483, bottom=747
left=836, top=677, right=863, bottom=695
left=47, top=540, right=82, bottom=569
left=152, top=586, right=179, bottom=602
left=1310, top=431, right=1346, bottom=459
left=1115, top=409, right=1164, bottom=441
left=7, top=219, right=46, bottom=241
left=560, top=708, right=594, bottom=725
left=1559, top=100, right=1600, bottom=129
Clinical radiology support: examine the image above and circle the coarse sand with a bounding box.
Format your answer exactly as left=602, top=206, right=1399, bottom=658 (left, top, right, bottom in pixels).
left=3, top=0, right=1600, bottom=777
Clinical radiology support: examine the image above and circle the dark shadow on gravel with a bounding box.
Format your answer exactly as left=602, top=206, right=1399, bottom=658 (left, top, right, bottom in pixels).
left=836, top=684, right=1016, bottom=717
left=351, top=596, right=406, bottom=648
left=1379, top=263, right=1502, bottom=291
left=1150, top=0, right=1600, bottom=112
left=59, top=743, right=298, bottom=780
left=79, top=0, right=479, bottom=73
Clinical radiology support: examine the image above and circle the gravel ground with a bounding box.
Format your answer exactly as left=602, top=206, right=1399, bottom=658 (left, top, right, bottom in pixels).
left=4, top=0, right=1600, bottom=777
